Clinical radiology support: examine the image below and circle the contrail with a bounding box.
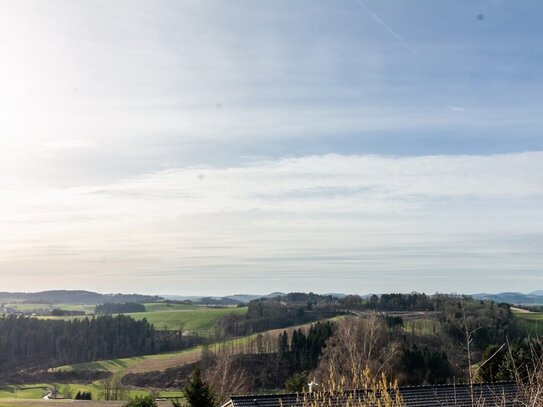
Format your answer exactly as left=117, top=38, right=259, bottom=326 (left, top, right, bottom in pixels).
left=355, top=0, right=419, bottom=56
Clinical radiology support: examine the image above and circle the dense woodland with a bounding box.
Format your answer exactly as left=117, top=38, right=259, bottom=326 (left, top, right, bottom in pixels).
left=0, top=315, right=197, bottom=374
left=216, top=294, right=342, bottom=337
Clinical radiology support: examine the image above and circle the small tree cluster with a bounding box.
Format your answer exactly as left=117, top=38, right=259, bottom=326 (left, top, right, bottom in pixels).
left=74, top=391, right=92, bottom=400
left=100, top=376, right=129, bottom=401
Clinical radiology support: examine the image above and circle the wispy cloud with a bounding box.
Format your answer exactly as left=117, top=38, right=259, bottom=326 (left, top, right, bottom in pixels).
left=448, top=105, right=466, bottom=112
left=0, top=1, right=541, bottom=294
left=0, top=152, right=541, bottom=294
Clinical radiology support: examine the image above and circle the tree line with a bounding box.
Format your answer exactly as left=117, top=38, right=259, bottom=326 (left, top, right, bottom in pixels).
left=0, top=314, right=193, bottom=373
left=95, top=302, right=146, bottom=314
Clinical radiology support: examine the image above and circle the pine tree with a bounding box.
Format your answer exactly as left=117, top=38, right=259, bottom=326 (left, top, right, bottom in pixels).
left=181, top=368, right=216, bottom=407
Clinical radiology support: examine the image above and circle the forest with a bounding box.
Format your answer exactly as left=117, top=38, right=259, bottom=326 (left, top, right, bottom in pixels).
left=0, top=314, right=197, bottom=374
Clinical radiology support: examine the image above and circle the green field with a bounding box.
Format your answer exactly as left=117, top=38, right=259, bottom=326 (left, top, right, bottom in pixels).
left=511, top=308, right=543, bottom=335
left=28, top=302, right=248, bottom=335
left=2, top=303, right=96, bottom=313
left=141, top=302, right=199, bottom=312
left=0, top=385, right=48, bottom=399
left=125, top=306, right=247, bottom=333
left=404, top=318, right=440, bottom=335
left=0, top=383, right=183, bottom=401
left=52, top=345, right=204, bottom=374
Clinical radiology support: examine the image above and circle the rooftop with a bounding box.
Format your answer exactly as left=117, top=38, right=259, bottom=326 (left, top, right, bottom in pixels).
left=222, top=382, right=521, bottom=407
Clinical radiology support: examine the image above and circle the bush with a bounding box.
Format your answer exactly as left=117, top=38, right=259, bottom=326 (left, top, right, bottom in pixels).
left=122, top=395, right=157, bottom=407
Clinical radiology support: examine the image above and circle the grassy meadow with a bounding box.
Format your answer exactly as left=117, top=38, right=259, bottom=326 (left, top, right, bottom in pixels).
left=125, top=306, right=247, bottom=333
left=2, top=301, right=248, bottom=336
left=512, top=307, right=543, bottom=335
left=51, top=345, right=206, bottom=375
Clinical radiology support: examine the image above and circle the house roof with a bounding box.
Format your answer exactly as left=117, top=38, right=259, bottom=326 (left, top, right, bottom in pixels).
left=222, top=382, right=521, bottom=407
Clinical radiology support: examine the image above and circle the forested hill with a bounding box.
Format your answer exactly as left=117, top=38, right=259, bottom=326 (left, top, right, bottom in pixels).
left=0, top=314, right=193, bottom=373
left=0, top=290, right=163, bottom=304
left=472, top=291, right=543, bottom=305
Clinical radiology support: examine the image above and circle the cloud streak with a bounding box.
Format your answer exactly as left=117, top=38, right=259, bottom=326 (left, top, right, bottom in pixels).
left=354, top=0, right=418, bottom=56
left=0, top=152, right=541, bottom=294
left=0, top=1, right=541, bottom=295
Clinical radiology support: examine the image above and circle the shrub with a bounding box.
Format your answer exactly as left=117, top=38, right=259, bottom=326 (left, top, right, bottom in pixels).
left=123, top=395, right=158, bottom=407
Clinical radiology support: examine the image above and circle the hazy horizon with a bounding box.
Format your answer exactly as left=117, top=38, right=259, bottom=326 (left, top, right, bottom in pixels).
left=1, top=287, right=542, bottom=298
left=1, top=1, right=541, bottom=295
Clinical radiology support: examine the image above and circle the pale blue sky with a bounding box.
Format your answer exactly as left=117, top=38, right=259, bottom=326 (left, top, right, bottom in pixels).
left=0, top=1, right=541, bottom=295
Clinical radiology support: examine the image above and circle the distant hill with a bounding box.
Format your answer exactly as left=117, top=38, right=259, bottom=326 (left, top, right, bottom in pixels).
left=0, top=290, right=163, bottom=305
left=224, top=294, right=263, bottom=303
left=472, top=292, right=543, bottom=305
left=197, top=296, right=241, bottom=306
left=225, top=292, right=287, bottom=303
left=162, top=295, right=204, bottom=302
left=324, top=292, right=348, bottom=299
left=162, top=292, right=288, bottom=304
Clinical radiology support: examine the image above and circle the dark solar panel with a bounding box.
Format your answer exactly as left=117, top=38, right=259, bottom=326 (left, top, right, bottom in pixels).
left=225, top=382, right=521, bottom=407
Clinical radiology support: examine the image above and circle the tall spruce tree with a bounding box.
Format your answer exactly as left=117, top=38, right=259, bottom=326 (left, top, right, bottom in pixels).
left=181, top=368, right=216, bottom=407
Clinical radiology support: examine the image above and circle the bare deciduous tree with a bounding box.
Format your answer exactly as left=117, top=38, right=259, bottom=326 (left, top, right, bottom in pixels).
left=99, top=376, right=129, bottom=401
left=203, top=342, right=250, bottom=404
left=312, top=314, right=400, bottom=389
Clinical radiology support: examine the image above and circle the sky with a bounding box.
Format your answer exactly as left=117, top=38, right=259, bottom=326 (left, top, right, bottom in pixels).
left=0, top=0, right=541, bottom=296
